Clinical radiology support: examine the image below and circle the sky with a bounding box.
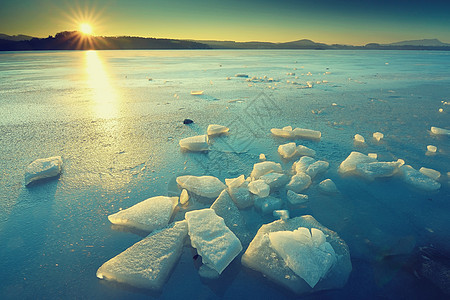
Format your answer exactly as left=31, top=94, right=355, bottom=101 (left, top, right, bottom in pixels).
left=1, top=0, right=449, bottom=45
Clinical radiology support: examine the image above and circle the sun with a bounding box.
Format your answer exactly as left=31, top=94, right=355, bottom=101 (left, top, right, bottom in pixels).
left=80, top=23, right=93, bottom=35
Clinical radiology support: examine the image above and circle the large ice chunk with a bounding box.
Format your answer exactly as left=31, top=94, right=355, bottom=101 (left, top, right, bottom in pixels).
left=419, top=167, right=441, bottom=180
left=306, top=161, right=329, bottom=179
left=400, top=165, right=441, bottom=191
left=185, top=209, right=242, bottom=274
left=260, top=172, right=289, bottom=189
left=287, top=173, right=311, bottom=193
left=278, top=142, right=298, bottom=159
left=338, top=151, right=377, bottom=174
left=241, top=215, right=352, bottom=294
left=287, top=190, right=309, bottom=205
left=96, top=220, right=188, bottom=290
left=250, top=161, right=282, bottom=179
left=292, top=128, right=321, bottom=140
left=354, top=160, right=403, bottom=180
left=271, top=127, right=294, bottom=138
left=296, top=145, right=316, bottom=157
left=176, top=175, right=226, bottom=200
left=430, top=126, right=450, bottom=136
left=108, top=196, right=178, bottom=232
left=248, top=180, right=270, bottom=197
left=179, top=135, right=209, bottom=151
left=207, top=124, right=229, bottom=136
left=268, top=227, right=337, bottom=288
left=293, top=156, right=316, bottom=174
left=25, top=156, right=63, bottom=185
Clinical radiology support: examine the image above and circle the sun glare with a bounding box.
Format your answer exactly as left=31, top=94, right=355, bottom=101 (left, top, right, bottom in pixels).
left=80, top=23, right=93, bottom=35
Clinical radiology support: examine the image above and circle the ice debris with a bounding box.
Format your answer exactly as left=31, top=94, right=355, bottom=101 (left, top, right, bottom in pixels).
left=287, top=173, right=312, bottom=193
left=273, top=210, right=290, bottom=220
left=241, top=215, right=352, bottom=294
left=25, top=156, right=63, bottom=185
left=108, top=196, right=178, bottom=232
left=287, top=190, right=309, bottom=205
left=190, top=90, right=204, bottom=95
left=248, top=180, right=270, bottom=198
left=271, top=127, right=321, bottom=140
left=96, top=221, right=188, bottom=290
left=400, top=165, right=441, bottom=191
left=180, top=189, right=189, bottom=205
left=185, top=209, right=242, bottom=274
left=250, top=161, right=282, bottom=179
left=260, top=172, right=289, bottom=189
left=259, top=153, right=267, bottom=161
left=431, top=126, right=450, bottom=136
left=176, top=175, right=226, bottom=200
left=318, top=179, right=338, bottom=194
left=179, top=135, right=209, bottom=151
left=207, top=124, right=229, bottom=136
left=354, top=134, right=365, bottom=143
left=427, top=145, right=437, bottom=153
left=419, top=167, right=441, bottom=181
left=373, top=132, right=384, bottom=141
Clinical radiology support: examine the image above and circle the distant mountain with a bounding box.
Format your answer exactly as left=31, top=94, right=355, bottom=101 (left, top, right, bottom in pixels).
left=197, top=39, right=329, bottom=49
left=386, top=39, right=450, bottom=47
left=0, top=34, right=34, bottom=41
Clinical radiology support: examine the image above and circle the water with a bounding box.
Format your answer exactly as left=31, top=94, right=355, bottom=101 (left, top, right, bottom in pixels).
left=0, top=50, right=449, bottom=299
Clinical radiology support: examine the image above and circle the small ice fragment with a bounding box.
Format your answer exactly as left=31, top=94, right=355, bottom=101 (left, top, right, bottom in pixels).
left=248, top=180, right=270, bottom=197
left=368, top=153, right=378, bottom=159
left=25, top=156, right=63, bottom=185
left=235, top=74, right=249, bottom=78
left=286, top=173, right=312, bottom=193
left=419, top=167, right=441, bottom=181
left=180, top=189, right=189, bottom=205
left=185, top=209, right=242, bottom=274
left=427, top=145, right=437, bottom=153
left=439, top=108, right=444, bottom=112
left=296, top=145, right=316, bottom=157
left=292, top=128, right=321, bottom=140
left=179, top=135, right=209, bottom=151
left=207, top=124, right=229, bottom=136
left=278, top=142, right=298, bottom=159
left=373, top=132, right=384, bottom=141
left=259, top=153, right=267, bottom=161
left=339, top=152, right=377, bottom=174
left=107, top=196, right=178, bottom=232
left=176, top=175, right=226, bottom=200
left=354, top=134, right=365, bottom=143
left=273, top=210, right=290, bottom=220
left=96, top=221, right=188, bottom=290
left=318, top=179, right=338, bottom=194
left=287, top=190, right=309, bottom=205
left=250, top=161, right=283, bottom=179
left=190, top=91, right=204, bottom=95
left=400, top=165, right=441, bottom=191
left=198, top=264, right=220, bottom=279
left=431, top=126, right=450, bottom=136
left=254, top=196, right=282, bottom=214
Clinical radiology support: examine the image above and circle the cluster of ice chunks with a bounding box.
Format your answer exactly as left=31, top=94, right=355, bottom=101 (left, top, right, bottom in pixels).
left=108, top=196, right=179, bottom=232
left=400, top=165, right=441, bottom=191
left=179, top=124, right=229, bottom=152
left=271, top=126, right=321, bottom=140
left=24, top=156, right=63, bottom=185
left=278, top=142, right=316, bottom=159
left=241, top=215, right=352, bottom=294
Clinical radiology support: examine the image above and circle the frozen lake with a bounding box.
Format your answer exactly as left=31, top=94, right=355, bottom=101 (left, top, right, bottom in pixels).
left=0, top=49, right=449, bottom=299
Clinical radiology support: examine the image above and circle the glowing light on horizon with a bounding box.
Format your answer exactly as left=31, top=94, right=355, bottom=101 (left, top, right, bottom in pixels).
left=80, top=23, right=93, bottom=35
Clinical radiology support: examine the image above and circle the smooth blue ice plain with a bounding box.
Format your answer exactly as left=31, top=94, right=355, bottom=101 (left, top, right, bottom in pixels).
left=0, top=50, right=449, bottom=299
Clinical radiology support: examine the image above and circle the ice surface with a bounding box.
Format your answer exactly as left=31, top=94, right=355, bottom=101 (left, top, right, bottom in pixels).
left=293, top=156, right=316, bottom=174
left=179, top=135, right=209, bottom=151
left=241, top=215, right=352, bottom=294
left=248, top=180, right=270, bottom=198
left=268, top=227, right=337, bottom=288
left=338, top=152, right=377, bottom=174
left=278, top=142, right=298, bottom=159
left=354, top=160, right=403, bottom=180
left=207, top=124, right=229, bottom=136
left=286, top=190, right=309, bottom=205
left=24, top=156, right=63, bottom=185
left=426, top=145, right=437, bottom=153
left=250, top=161, right=283, bottom=179
left=373, top=132, right=384, bottom=141
left=176, top=175, right=226, bottom=200
left=430, top=126, right=450, bottom=136
left=96, top=220, right=188, bottom=290
left=318, top=179, right=338, bottom=194
left=305, top=161, right=329, bottom=179
left=259, top=172, right=289, bottom=189
left=296, top=145, right=316, bottom=157
left=108, top=196, right=178, bottom=232
left=354, top=134, right=365, bottom=143
left=180, top=189, right=189, bottom=205
left=419, top=167, right=441, bottom=181
left=273, top=210, right=290, bottom=220
left=185, top=209, right=242, bottom=274
left=400, top=165, right=441, bottom=191
left=211, top=190, right=250, bottom=244
left=286, top=173, right=312, bottom=193
left=254, top=196, right=283, bottom=214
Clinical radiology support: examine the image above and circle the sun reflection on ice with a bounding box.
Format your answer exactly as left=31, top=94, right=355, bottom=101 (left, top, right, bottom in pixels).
left=85, top=50, right=118, bottom=120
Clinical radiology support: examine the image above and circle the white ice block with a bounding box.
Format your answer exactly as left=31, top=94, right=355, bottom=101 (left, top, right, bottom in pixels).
left=296, top=145, right=316, bottom=157
left=426, top=145, right=437, bottom=153
left=179, top=135, right=209, bottom=151
left=318, top=179, right=338, bottom=194
left=373, top=132, right=384, bottom=141
left=108, top=196, right=178, bottom=232
left=338, top=151, right=377, bottom=174
left=228, top=180, right=254, bottom=209
left=207, top=124, right=229, bottom=136
left=286, top=173, right=311, bottom=193
left=248, top=180, right=270, bottom=198
left=271, top=127, right=294, bottom=138
left=96, top=220, right=188, bottom=290
left=241, top=215, right=352, bottom=294
left=176, top=175, right=226, bottom=200
left=354, top=160, right=403, bottom=180
left=278, top=142, right=298, bottom=159
left=354, top=134, right=365, bottom=143
left=273, top=210, right=290, bottom=220
left=292, top=128, right=321, bottom=140
left=25, top=156, right=63, bottom=185
left=250, top=161, right=283, bottom=179
left=180, top=189, right=189, bottom=205
left=293, top=156, right=316, bottom=174
left=431, top=126, right=450, bottom=136
left=419, top=167, right=441, bottom=181
left=260, top=172, right=289, bottom=189
left=259, top=153, right=267, bottom=161
left=225, top=175, right=245, bottom=189
left=306, top=161, right=329, bottom=179
left=286, top=190, right=309, bottom=205
left=400, top=165, right=441, bottom=191
left=185, top=209, right=242, bottom=274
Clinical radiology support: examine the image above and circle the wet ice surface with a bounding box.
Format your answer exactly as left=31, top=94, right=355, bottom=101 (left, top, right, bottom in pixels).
left=0, top=50, right=449, bottom=299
